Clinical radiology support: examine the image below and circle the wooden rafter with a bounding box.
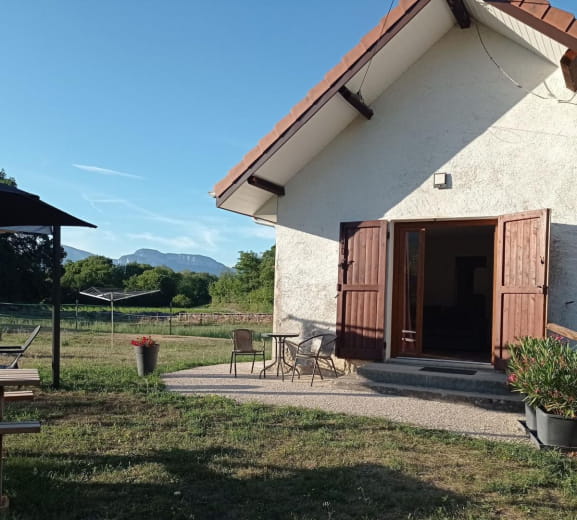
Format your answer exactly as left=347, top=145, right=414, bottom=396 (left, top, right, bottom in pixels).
left=338, top=86, right=374, bottom=120
left=247, top=176, right=285, bottom=197
left=446, top=0, right=471, bottom=29
left=561, top=49, right=577, bottom=92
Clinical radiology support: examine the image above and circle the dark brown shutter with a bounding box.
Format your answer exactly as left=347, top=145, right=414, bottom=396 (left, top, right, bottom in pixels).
left=492, top=209, right=550, bottom=368
left=336, top=220, right=387, bottom=360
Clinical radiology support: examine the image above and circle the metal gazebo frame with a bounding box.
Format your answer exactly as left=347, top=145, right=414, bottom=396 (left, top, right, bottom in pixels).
left=0, top=182, right=96, bottom=388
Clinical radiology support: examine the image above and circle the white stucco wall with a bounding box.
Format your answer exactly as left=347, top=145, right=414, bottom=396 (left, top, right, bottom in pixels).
left=274, top=23, right=577, bottom=354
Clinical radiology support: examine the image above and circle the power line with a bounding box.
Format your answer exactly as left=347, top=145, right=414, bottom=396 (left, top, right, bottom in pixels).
left=357, top=0, right=396, bottom=97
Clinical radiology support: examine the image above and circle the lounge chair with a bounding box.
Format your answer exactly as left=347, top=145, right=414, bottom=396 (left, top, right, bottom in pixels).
left=0, top=326, right=41, bottom=369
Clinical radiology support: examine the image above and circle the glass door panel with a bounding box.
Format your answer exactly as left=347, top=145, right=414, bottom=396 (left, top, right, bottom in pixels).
left=399, top=229, right=425, bottom=355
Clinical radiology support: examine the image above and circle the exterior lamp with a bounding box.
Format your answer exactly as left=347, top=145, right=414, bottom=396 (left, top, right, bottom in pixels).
left=433, top=172, right=449, bottom=189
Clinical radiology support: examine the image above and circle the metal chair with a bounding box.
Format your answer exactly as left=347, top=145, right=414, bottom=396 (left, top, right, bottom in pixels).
left=0, top=325, right=41, bottom=369
left=229, top=329, right=266, bottom=377
left=287, top=334, right=338, bottom=386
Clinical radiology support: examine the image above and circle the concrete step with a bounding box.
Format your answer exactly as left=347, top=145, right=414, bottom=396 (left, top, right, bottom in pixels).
left=356, top=360, right=512, bottom=396
left=334, top=375, right=523, bottom=412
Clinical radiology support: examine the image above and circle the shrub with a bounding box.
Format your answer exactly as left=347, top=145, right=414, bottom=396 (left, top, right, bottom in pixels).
left=172, top=294, right=191, bottom=307
left=508, top=336, right=577, bottom=418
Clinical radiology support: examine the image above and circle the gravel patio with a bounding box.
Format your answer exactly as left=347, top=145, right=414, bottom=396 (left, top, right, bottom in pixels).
left=163, top=362, right=527, bottom=443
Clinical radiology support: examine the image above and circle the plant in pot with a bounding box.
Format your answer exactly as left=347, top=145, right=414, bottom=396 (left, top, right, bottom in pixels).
left=507, top=336, right=550, bottom=431
left=131, top=336, right=160, bottom=376
left=508, top=335, right=577, bottom=447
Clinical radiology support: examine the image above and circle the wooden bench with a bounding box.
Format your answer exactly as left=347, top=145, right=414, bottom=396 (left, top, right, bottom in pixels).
left=0, top=422, right=41, bottom=434
left=3, top=391, right=34, bottom=402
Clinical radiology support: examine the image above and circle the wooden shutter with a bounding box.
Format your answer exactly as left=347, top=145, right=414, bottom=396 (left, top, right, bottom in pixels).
left=336, top=220, right=387, bottom=360
left=493, top=209, right=550, bottom=368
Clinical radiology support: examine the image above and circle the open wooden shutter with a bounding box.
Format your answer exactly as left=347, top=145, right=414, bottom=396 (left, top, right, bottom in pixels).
left=493, top=209, right=550, bottom=369
left=336, top=220, right=387, bottom=360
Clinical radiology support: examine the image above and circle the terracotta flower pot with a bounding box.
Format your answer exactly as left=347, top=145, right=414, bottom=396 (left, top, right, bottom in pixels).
left=134, top=344, right=159, bottom=376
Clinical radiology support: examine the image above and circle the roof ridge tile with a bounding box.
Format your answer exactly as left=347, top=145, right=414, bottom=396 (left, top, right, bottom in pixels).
left=543, top=6, right=575, bottom=31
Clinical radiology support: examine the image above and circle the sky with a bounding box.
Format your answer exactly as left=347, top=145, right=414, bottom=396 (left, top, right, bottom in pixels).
left=2, top=0, right=576, bottom=267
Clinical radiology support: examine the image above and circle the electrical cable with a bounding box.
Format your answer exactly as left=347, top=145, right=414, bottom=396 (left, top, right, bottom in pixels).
left=357, top=0, right=396, bottom=97
left=475, top=22, right=550, bottom=100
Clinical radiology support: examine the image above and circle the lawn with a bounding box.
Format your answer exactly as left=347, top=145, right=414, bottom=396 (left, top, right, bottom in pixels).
left=0, top=304, right=272, bottom=339
left=1, top=329, right=576, bottom=519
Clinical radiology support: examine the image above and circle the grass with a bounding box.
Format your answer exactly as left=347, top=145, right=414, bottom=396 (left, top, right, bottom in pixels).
left=0, top=329, right=577, bottom=519
left=0, top=302, right=272, bottom=339
left=1, top=318, right=272, bottom=340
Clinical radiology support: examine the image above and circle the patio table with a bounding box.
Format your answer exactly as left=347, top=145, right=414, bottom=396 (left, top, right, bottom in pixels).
left=0, top=369, right=41, bottom=509
left=260, top=333, right=300, bottom=381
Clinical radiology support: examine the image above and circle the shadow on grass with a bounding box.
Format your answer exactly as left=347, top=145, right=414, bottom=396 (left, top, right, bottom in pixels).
left=4, top=447, right=468, bottom=520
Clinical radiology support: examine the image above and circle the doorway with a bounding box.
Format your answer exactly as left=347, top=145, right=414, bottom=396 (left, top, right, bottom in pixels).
left=392, top=220, right=496, bottom=362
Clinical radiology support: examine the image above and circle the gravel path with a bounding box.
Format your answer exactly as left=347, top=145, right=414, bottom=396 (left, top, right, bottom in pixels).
left=162, top=362, right=527, bottom=443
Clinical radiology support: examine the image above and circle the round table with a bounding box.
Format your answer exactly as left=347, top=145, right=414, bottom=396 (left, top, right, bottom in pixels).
left=260, top=332, right=299, bottom=380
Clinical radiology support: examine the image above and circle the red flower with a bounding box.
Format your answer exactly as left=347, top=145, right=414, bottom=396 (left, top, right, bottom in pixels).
left=131, top=336, right=157, bottom=347
left=507, top=373, right=517, bottom=383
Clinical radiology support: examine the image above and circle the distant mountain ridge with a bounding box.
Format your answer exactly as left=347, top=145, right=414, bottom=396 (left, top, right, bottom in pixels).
left=63, top=246, right=231, bottom=276
left=63, top=245, right=94, bottom=263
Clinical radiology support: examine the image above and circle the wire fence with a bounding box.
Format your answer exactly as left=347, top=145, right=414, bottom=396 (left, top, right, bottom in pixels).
left=0, top=302, right=273, bottom=339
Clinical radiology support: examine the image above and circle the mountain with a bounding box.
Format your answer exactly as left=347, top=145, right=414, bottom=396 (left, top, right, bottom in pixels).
left=116, top=249, right=232, bottom=276
left=63, top=246, right=232, bottom=276
left=63, top=245, right=94, bottom=263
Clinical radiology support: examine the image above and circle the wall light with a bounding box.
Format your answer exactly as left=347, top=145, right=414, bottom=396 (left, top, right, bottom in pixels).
left=433, top=172, right=449, bottom=189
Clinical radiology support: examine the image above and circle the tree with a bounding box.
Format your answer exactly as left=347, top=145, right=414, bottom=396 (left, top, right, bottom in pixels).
left=209, top=271, right=243, bottom=304
left=209, top=246, right=275, bottom=311
left=177, top=272, right=217, bottom=306
left=171, top=294, right=192, bottom=307
left=0, top=168, right=17, bottom=187
left=61, top=256, right=120, bottom=293
left=114, top=262, right=150, bottom=282
left=124, top=266, right=179, bottom=304
left=235, top=251, right=262, bottom=293
left=0, top=169, right=58, bottom=303
left=0, top=233, right=55, bottom=302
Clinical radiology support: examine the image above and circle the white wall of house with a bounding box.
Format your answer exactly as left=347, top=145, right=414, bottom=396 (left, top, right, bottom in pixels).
left=274, top=23, right=577, bottom=354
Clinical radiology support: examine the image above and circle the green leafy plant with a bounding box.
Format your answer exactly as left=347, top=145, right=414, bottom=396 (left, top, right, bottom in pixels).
left=508, top=336, right=577, bottom=418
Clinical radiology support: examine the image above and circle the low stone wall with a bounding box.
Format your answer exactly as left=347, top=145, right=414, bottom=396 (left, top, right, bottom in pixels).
left=137, top=313, right=273, bottom=325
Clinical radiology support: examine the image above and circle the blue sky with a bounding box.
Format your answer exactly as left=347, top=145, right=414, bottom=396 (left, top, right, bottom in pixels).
left=1, top=0, right=575, bottom=267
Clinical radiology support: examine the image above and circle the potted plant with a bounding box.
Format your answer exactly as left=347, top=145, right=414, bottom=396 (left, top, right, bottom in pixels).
left=508, top=335, right=577, bottom=447
left=131, top=336, right=159, bottom=376
left=507, top=336, right=554, bottom=430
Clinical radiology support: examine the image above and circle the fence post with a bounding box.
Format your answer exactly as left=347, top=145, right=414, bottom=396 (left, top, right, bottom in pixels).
left=169, top=302, right=172, bottom=336
left=75, top=299, right=79, bottom=331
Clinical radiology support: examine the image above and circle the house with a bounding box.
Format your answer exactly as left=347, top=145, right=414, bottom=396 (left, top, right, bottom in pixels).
left=214, top=0, right=577, bottom=370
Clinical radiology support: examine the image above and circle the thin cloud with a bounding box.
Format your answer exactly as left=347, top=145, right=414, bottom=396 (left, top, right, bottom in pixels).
left=73, top=164, right=144, bottom=180
left=82, top=195, right=192, bottom=226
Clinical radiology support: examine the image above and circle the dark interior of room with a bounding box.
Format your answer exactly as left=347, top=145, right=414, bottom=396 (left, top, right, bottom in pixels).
left=422, top=226, right=494, bottom=362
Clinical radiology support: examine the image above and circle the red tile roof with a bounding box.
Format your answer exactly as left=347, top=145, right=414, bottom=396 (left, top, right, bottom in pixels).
left=215, top=0, right=577, bottom=201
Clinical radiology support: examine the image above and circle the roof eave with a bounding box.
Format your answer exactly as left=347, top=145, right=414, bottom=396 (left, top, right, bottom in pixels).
left=215, top=0, right=433, bottom=212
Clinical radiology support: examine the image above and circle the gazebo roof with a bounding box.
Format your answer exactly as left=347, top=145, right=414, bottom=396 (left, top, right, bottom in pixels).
left=0, top=183, right=96, bottom=228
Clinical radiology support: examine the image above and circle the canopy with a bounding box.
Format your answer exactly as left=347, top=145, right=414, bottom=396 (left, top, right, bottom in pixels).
left=0, top=183, right=95, bottom=228
left=0, top=182, right=96, bottom=388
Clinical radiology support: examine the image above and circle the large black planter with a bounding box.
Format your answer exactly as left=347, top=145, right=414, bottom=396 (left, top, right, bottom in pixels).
left=536, top=407, right=577, bottom=448
left=134, top=344, right=159, bottom=376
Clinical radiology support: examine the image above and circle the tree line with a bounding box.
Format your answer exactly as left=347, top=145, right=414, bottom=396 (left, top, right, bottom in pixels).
left=60, top=247, right=274, bottom=310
